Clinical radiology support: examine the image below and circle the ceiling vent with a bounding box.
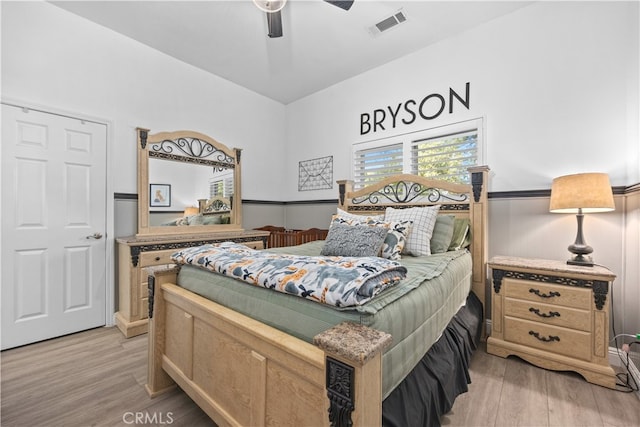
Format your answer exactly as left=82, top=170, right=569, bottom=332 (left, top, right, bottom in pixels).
left=369, top=10, right=407, bottom=37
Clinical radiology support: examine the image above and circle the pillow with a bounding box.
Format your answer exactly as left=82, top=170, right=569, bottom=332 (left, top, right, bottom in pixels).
left=160, top=217, right=181, bottom=226
left=336, top=207, right=384, bottom=222
left=320, top=223, right=389, bottom=257
left=203, top=215, right=223, bottom=225
left=384, top=205, right=440, bottom=256
left=161, top=216, right=189, bottom=226
left=430, top=215, right=455, bottom=254
left=187, top=214, right=204, bottom=226
left=449, top=218, right=471, bottom=251
left=331, top=217, right=412, bottom=260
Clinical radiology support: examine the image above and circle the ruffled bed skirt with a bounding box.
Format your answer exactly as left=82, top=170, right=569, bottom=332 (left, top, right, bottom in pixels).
left=382, top=291, right=483, bottom=427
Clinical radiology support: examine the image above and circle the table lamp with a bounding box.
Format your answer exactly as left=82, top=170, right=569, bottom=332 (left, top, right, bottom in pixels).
left=549, top=172, right=614, bottom=266
left=183, top=206, right=199, bottom=217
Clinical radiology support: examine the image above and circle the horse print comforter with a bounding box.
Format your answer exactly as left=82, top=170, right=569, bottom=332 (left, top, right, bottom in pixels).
left=171, top=242, right=407, bottom=307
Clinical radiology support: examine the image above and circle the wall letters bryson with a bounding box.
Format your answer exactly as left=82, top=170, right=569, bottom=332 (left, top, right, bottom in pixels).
left=360, top=82, right=471, bottom=135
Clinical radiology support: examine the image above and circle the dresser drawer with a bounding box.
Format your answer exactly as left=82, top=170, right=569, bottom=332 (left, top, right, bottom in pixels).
left=139, top=249, right=178, bottom=266
left=504, top=297, right=591, bottom=331
left=139, top=297, right=148, bottom=320
left=504, top=317, right=591, bottom=361
left=140, top=282, right=149, bottom=299
left=504, top=279, right=591, bottom=310
left=244, top=240, right=264, bottom=250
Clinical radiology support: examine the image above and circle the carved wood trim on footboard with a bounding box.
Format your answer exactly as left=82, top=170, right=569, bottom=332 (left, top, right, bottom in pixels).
left=146, top=266, right=391, bottom=427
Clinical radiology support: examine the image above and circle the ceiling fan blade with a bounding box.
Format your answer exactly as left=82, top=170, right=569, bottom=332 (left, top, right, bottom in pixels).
left=266, top=10, right=283, bottom=38
left=324, top=0, right=354, bottom=11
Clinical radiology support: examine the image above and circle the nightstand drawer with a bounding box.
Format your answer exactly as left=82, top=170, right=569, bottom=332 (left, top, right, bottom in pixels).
left=504, top=297, right=591, bottom=331
left=504, top=279, right=591, bottom=310
left=504, top=317, right=591, bottom=361
left=139, top=249, right=177, bottom=266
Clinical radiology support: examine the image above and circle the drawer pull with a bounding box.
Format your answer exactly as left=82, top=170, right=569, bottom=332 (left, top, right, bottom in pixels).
left=155, top=256, right=161, bottom=261
left=529, top=307, right=561, bottom=318
left=529, top=330, right=560, bottom=343
left=529, top=288, right=560, bottom=299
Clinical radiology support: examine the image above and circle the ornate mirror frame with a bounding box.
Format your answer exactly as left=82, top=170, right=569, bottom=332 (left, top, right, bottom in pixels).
left=136, top=128, right=243, bottom=236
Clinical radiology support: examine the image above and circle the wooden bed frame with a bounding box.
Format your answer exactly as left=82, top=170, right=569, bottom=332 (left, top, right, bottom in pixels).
left=146, top=166, right=489, bottom=427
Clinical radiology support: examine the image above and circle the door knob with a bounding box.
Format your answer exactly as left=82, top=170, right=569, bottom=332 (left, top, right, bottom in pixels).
left=86, top=232, right=103, bottom=240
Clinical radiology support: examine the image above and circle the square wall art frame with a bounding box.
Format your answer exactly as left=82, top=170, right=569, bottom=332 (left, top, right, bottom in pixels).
left=150, top=183, right=171, bottom=207
left=298, top=156, right=333, bottom=191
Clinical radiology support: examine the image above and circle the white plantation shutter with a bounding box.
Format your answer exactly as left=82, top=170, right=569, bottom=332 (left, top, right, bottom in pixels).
left=410, top=130, right=478, bottom=184
left=353, top=143, right=403, bottom=190
left=352, top=119, right=482, bottom=188
left=209, top=171, right=234, bottom=198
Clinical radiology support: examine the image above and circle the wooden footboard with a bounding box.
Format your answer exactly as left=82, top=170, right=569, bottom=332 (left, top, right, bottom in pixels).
left=146, top=266, right=391, bottom=427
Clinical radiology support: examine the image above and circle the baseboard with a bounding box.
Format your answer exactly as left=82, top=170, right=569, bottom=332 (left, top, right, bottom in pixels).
left=608, top=347, right=640, bottom=399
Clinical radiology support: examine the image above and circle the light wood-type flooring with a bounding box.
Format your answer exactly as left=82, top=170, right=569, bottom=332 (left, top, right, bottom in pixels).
left=1, top=326, right=639, bottom=427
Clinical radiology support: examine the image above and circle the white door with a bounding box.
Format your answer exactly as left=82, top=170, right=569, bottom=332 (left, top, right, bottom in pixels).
left=1, top=104, right=107, bottom=350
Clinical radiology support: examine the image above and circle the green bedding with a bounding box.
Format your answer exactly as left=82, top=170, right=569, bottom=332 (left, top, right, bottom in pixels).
left=176, top=240, right=473, bottom=398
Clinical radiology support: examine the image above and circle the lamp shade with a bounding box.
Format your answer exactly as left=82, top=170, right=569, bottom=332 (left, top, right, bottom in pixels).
left=183, top=206, right=199, bottom=217
left=549, top=173, right=615, bottom=214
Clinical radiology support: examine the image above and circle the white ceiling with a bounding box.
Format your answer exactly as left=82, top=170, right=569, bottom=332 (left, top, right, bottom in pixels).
left=51, top=0, right=532, bottom=104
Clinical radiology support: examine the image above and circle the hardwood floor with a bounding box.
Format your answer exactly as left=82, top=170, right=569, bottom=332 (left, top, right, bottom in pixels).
left=1, top=327, right=214, bottom=427
left=1, top=326, right=638, bottom=427
left=442, top=345, right=640, bottom=427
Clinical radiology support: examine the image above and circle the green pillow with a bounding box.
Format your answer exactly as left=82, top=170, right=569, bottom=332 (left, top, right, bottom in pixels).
left=448, top=218, right=471, bottom=251
left=430, top=215, right=455, bottom=254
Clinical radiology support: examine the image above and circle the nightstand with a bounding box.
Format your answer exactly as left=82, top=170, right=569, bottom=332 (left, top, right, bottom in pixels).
left=487, top=256, right=617, bottom=388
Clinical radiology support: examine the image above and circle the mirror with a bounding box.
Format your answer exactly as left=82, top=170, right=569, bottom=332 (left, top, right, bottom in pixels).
left=137, top=128, right=243, bottom=236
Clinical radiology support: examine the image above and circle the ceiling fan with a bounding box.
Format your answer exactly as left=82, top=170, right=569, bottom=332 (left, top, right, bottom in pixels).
left=253, top=0, right=355, bottom=38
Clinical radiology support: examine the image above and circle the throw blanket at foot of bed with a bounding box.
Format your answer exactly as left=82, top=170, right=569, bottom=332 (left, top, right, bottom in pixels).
left=171, top=242, right=407, bottom=307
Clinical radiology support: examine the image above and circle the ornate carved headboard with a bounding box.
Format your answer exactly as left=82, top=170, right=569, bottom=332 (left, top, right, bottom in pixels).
left=337, top=166, right=490, bottom=323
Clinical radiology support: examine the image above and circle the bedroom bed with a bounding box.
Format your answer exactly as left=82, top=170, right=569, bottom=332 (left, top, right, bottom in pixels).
left=146, top=166, right=489, bottom=427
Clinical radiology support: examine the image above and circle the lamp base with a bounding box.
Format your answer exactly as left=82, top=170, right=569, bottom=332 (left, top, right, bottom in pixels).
left=566, top=212, right=594, bottom=267
left=567, top=254, right=594, bottom=267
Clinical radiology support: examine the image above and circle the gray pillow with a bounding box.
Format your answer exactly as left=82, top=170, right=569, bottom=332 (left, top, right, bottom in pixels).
left=430, top=215, right=455, bottom=254
left=320, top=223, right=388, bottom=257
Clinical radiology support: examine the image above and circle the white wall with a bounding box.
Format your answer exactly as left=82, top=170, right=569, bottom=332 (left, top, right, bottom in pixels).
left=285, top=1, right=638, bottom=200
left=1, top=1, right=287, bottom=201
left=2, top=1, right=638, bottom=336
left=284, top=1, right=639, bottom=335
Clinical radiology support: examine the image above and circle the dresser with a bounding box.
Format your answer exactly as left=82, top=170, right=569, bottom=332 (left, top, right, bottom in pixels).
left=116, top=230, right=269, bottom=338
left=487, top=256, right=617, bottom=388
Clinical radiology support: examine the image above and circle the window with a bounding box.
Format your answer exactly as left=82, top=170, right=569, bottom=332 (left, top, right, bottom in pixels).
left=352, top=143, right=403, bottom=189
left=209, top=170, right=234, bottom=198
left=411, top=129, right=478, bottom=184
left=352, top=118, right=483, bottom=189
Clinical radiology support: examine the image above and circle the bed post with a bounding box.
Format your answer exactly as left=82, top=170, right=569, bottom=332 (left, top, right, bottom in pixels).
left=145, top=265, right=180, bottom=397
left=468, top=165, right=490, bottom=335
left=314, top=322, right=392, bottom=427
left=336, top=179, right=353, bottom=210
